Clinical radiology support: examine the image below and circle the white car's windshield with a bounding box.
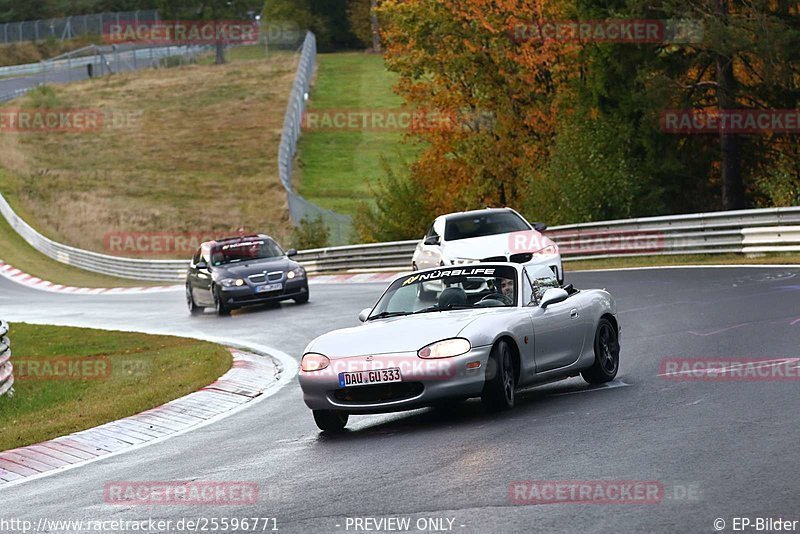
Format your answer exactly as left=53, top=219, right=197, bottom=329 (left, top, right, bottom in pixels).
left=368, top=266, right=518, bottom=320
left=444, top=212, right=530, bottom=241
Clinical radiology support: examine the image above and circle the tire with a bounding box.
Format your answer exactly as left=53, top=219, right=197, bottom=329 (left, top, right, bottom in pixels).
left=213, top=286, right=231, bottom=317
left=481, top=340, right=516, bottom=411
left=313, top=410, right=348, bottom=432
left=581, top=318, right=620, bottom=385
left=294, top=287, right=309, bottom=304
left=186, top=284, right=203, bottom=316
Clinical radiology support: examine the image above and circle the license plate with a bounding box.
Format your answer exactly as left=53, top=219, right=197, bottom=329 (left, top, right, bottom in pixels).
left=339, top=368, right=402, bottom=388
left=256, top=283, right=282, bottom=293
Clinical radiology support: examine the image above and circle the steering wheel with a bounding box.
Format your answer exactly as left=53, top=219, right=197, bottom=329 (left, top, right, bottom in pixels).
left=478, top=293, right=512, bottom=306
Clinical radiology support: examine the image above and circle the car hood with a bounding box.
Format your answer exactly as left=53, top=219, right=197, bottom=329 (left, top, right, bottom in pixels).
left=442, top=231, right=555, bottom=260
left=214, top=256, right=295, bottom=278
left=305, top=309, right=508, bottom=358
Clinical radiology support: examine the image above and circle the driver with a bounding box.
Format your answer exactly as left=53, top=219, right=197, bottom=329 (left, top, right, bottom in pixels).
left=480, top=277, right=514, bottom=305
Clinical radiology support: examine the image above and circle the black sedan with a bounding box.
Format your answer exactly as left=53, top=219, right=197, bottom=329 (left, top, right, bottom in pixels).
left=186, top=234, right=309, bottom=316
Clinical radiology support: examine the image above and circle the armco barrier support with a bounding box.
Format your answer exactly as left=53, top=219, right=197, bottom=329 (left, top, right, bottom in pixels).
left=0, top=321, right=13, bottom=398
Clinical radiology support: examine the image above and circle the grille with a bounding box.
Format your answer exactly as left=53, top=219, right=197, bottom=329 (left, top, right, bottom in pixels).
left=248, top=274, right=266, bottom=283
left=482, top=255, right=507, bottom=263
left=267, top=272, right=283, bottom=282
left=333, top=382, right=424, bottom=404
left=510, top=253, right=533, bottom=263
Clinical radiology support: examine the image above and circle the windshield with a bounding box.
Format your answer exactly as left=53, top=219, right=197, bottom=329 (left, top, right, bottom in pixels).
left=210, top=239, right=284, bottom=266
left=368, top=265, right=518, bottom=320
left=444, top=211, right=530, bottom=241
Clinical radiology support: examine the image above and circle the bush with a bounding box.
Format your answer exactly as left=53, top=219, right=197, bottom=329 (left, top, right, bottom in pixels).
left=291, top=215, right=331, bottom=249
left=353, top=162, right=434, bottom=243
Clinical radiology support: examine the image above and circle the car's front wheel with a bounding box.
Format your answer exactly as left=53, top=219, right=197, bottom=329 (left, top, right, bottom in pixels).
left=481, top=340, right=515, bottom=411
left=186, top=284, right=203, bottom=316
left=313, top=410, right=348, bottom=432
left=294, top=287, right=309, bottom=304
left=213, top=286, right=231, bottom=317
left=581, top=318, right=620, bottom=384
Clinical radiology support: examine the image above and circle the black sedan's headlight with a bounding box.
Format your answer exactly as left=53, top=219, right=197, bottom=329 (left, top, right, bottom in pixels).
left=219, top=278, right=245, bottom=288
left=286, top=266, right=306, bottom=280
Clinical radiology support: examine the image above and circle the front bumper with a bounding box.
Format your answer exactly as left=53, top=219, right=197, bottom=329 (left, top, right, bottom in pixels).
left=219, top=278, right=308, bottom=307
left=299, top=345, right=493, bottom=414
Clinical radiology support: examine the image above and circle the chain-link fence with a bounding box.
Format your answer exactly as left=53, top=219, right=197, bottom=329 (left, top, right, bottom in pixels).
left=0, top=43, right=208, bottom=103
left=279, top=31, right=353, bottom=245
left=0, top=10, right=159, bottom=44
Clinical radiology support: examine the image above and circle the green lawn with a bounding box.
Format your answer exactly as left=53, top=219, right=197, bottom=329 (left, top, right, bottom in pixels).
left=0, top=323, right=231, bottom=451
left=297, top=53, right=421, bottom=217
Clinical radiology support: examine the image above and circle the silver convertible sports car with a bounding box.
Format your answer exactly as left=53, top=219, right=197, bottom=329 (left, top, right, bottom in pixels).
left=298, top=263, right=621, bottom=432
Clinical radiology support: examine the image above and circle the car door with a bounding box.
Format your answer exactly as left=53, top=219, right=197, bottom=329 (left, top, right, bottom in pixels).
left=524, top=266, right=586, bottom=373
left=191, top=245, right=214, bottom=306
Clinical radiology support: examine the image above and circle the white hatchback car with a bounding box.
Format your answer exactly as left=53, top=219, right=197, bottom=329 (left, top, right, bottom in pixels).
left=412, top=208, right=563, bottom=283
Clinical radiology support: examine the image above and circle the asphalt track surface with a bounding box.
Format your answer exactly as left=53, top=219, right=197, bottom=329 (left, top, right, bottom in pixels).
left=1, top=267, right=799, bottom=533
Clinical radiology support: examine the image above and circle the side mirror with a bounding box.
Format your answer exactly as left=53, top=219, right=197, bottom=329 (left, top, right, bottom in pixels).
left=540, top=288, right=568, bottom=309
left=423, top=235, right=440, bottom=246
left=195, top=261, right=209, bottom=270
left=532, top=222, right=548, bottom=232
left=286, top=248, right=298, bottom=257
left=358, top=308, right=372, bottom=322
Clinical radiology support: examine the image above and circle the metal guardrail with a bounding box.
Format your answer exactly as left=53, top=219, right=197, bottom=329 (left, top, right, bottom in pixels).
left=0, top=191, right=798, bottom=281
left=0, top=320, right=13, bottom=398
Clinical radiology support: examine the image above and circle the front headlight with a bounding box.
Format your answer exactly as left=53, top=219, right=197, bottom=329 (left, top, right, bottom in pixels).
left=532, top=245, right=559, bottom=257
left=219, top=278, right=245, bottom=287
left=287, top=266, right=306, bottom=280
left=451, top=258, right=479, bottom=265
left=301, top=352, right=330, bottom=372
left=418, top=338, right=471, bottom=359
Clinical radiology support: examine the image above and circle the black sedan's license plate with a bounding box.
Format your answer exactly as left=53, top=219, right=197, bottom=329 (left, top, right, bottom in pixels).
left=339, top=368, right=402, bottom=388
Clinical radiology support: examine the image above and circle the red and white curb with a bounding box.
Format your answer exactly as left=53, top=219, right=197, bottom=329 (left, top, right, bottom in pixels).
left=310, top=271, right=403, bottom=285
left=0, top=348, right=280, bottom=486
left=0, top=259, right=402, bottom=294
left=0, top=261, right=181, bottom=295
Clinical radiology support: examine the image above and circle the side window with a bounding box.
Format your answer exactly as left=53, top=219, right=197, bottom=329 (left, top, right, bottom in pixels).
left=425, top=224, right=436, bottom=238
left=525, top=265, right=559, bottom=305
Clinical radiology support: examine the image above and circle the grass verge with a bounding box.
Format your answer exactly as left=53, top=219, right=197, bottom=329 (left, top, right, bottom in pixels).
left=297, top=52, right=420, bottom=217
left=0, top=49, right=298, bottom=257
left=565, top=253, right=800, bottom=273
left=0, top=323, right=232, bottom=451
